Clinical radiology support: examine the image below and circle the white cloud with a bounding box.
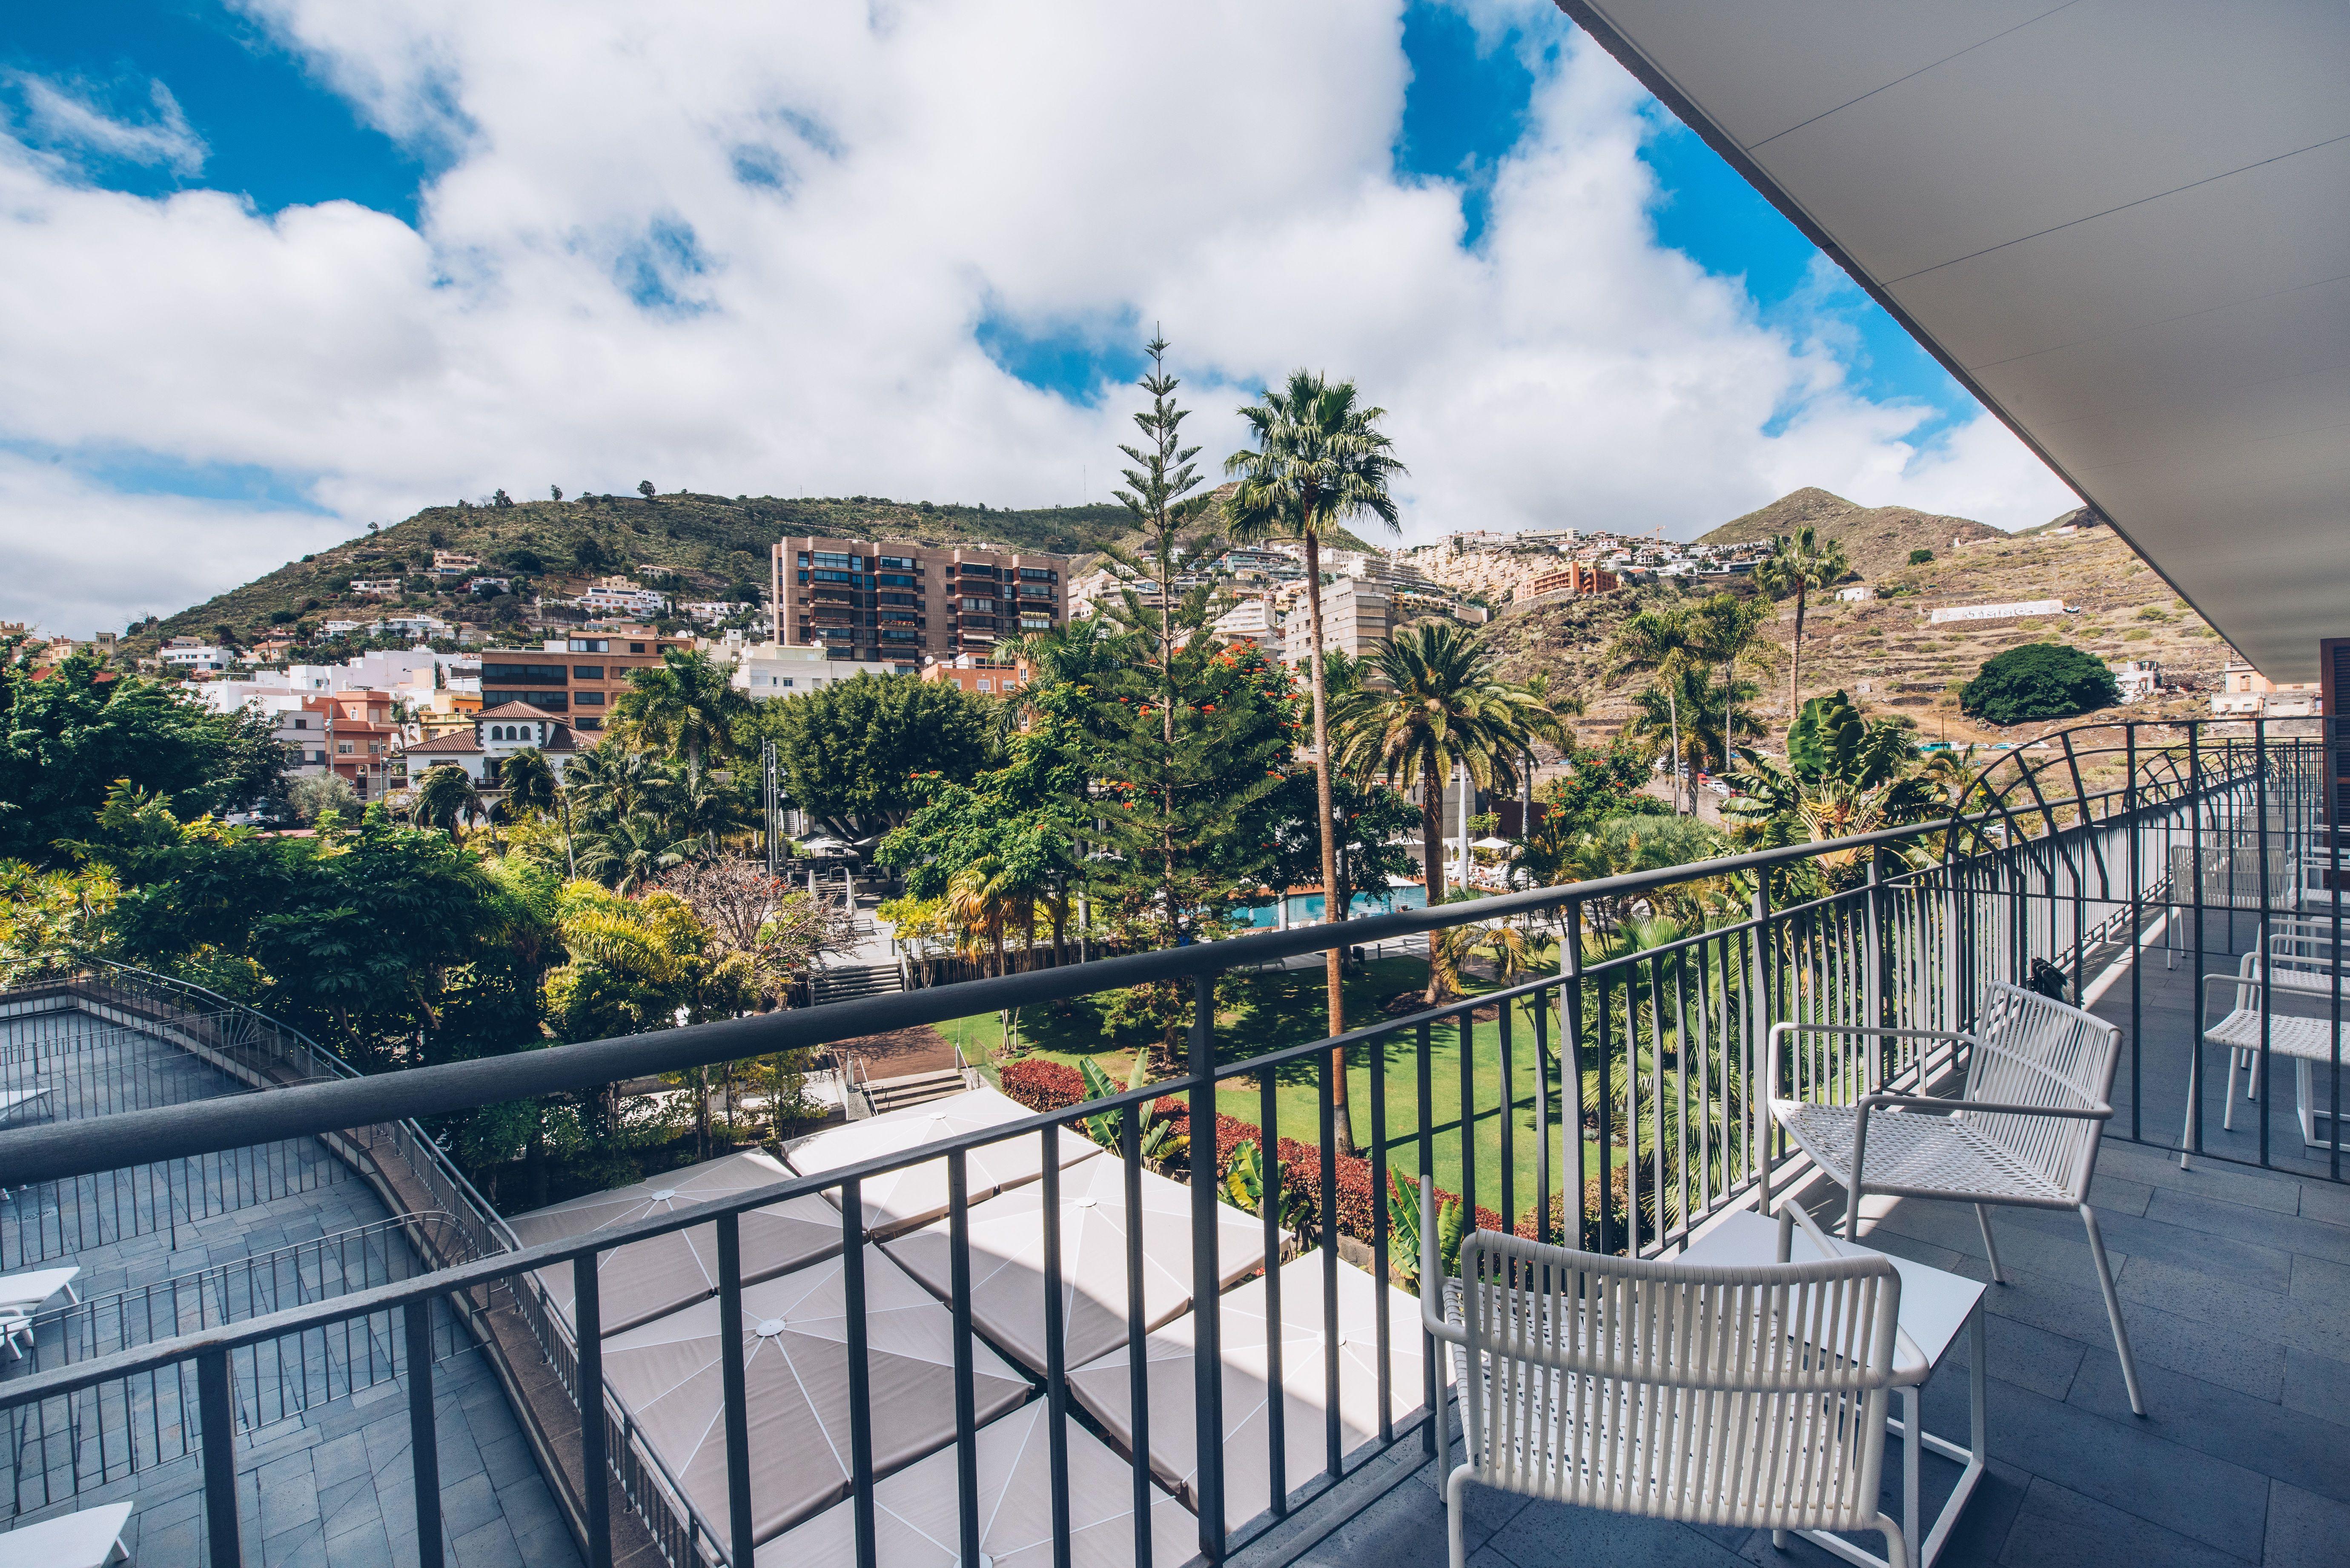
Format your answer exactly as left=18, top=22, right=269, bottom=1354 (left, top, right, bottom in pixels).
left=9, top=74, right=207, bottom=178
left=0, top=0, right=2077, bottom=636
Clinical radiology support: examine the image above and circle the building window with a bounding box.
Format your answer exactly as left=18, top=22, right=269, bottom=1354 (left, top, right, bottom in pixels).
left=573, top=664, right=604, bottom=678
left=484, top=690, right=569, bottom=712
left=962, top=598, right=995, bottom=612
left=977, top=679, right=992, bottom=692
left=812, top=551, right=857, bottom=569
left=779, top=678, right=795, bottom=687
left=575, top=690, right=605, bottom=705
left=337, top=742, right=354, bottom=755
left=630, top=642, right=646, bottom=653
left=482, top=662, right=567, bottom=685
left=576, top=716, right=602, bottom=731
left=1018, top=567, right=1055, bottom=581
left=875, top=555, right=917, bottom=569
left=568, top=638, right=610, bottom=653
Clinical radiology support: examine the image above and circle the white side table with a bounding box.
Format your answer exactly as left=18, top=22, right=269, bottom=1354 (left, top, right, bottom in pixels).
left=1681, top=1207, right=1988, bottom=1568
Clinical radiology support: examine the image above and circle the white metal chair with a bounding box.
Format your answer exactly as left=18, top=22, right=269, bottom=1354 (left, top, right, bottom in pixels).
left=1419, top=1184, right=1913, bottom=1568
left=1767, top=981, right=2144, bottom=1416
left=2190, top=921, right=2350, bottom=1154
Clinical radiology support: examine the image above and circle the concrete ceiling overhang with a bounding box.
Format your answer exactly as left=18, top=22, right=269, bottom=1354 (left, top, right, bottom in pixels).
left=1559, top=1, right=2350, bottom=681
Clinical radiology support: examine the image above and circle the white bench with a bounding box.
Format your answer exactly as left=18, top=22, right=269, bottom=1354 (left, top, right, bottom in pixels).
left=0, top=1501, right=132, bottom=1567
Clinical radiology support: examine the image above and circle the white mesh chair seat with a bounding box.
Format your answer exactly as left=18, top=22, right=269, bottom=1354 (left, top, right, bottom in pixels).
left=1765, top=981, right=2144, bottom=1417
left=1420, top=1192, right=1911, bottom=1568
left=2204, top=1009, right=2345, bottom=1062
left=1775, top=1104, right=2072, bottom=1208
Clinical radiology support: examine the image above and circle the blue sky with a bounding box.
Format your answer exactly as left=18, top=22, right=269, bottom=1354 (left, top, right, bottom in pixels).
left=0, top=1, right=2071, bottom=636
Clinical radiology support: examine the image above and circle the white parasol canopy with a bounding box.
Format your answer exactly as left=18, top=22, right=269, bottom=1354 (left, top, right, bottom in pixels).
left=601, top=1243, right=1031, bottom=1544
left=1066, top=1253, right=1434, bottom=1531
left=1470, top=836, right=1515, bottom=851
left=758, top=1398, right=1196, bottom=1568
left=785, top=1087, right=1099, bottom=1239
left=884, top=1156, right=1266, bottom=1377
left=507, top=1151, right=839, bottom=1336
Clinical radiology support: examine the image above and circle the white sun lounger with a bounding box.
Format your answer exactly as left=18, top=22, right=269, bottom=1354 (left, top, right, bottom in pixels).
left=0, top=1500, right=133, bottom=1567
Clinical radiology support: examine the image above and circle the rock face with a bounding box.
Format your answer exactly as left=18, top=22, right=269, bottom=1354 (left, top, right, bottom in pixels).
left=1697, top=487, right=2007, bottom=582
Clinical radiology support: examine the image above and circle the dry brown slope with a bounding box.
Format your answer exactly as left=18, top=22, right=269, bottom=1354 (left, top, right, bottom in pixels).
left=1479, top=518, right=2229, bottom=749
left=1696, top=487, right=2009, bottom=582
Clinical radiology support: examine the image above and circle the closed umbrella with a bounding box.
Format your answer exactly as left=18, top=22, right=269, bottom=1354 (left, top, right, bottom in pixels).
left=785, top=1087, right=1099, bottom=1239
left=507, top=1151, right=839, bottom=1336
left=886, top=1156, right=1265, bottom=1376
left=1067, top=1254, right=1433, bottom=1531
left=602, top=1244, right=1031, bottom=1544
left=760, top=1398, right=1195, bottom=1568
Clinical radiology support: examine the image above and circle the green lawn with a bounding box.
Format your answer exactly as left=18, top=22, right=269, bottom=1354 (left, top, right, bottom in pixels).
left=940, top=955, right=1618, bottom=1230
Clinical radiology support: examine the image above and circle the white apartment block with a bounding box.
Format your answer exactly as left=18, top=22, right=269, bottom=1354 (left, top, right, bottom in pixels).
left=719, top=641, right=902, bottom=698
left=1278, top=577, right=1393, bottom=664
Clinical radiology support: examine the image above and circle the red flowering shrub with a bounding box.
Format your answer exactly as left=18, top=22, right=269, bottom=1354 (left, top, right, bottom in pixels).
left=1148, top=1099, right=1502, bottom=1242
left=997, top=1058, right=1087, bottom=1113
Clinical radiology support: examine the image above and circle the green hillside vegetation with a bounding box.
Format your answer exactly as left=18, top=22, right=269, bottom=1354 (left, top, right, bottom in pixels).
left=138, top=482, right=1371, bottom=656
left=137, top=490, right=1156, bottom=655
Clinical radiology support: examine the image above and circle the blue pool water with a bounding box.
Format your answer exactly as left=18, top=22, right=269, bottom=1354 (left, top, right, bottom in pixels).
left=1233, top=884, right=1428, bottom=929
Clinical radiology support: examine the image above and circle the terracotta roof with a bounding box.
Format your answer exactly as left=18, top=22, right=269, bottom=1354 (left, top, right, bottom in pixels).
left=402, top=730, right=483, bottom=755
left=475, top=699, right=564, bottom=720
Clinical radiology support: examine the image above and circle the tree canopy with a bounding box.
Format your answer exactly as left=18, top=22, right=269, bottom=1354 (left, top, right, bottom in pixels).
left=758, top=674, right=995, bottom=837
left=1960, top=642, right=2119, bottom=726
left=0, top=651, right=290, bottom=864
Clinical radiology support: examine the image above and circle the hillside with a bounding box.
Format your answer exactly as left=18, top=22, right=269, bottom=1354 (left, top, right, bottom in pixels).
left=142, top=484, right=1374, bottom=653
left=1696, top=486, right=2006, bottom=582
left=1483, top=495, right=2227, bottom=750
left=141, top=491, right=1157, bottom=652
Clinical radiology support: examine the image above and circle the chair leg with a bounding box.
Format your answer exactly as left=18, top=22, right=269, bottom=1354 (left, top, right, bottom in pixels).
left=1845, top=1178, right=1863, bottom=1242
left=1974, top=1205, right=2006, bottom=1285
left=2081, top=1205, right=2146, bottom=1416
left=1446, top=1464, right=1473, bottom=1568
left=1874, top=1512, right=1913, bottom=1568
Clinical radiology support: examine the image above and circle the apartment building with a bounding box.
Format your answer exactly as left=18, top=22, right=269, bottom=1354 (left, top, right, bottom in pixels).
left=478, top=628, right=691, bottom=732
left=770, top=535, right=1069, bottom=666
left=723, top=640, right=902, bottom=697
left=1525, top=561, right=1619, bottom=598
left=1278, top=576, right=1393, bottom=664
left=919, top=655, right=1032, bottom=695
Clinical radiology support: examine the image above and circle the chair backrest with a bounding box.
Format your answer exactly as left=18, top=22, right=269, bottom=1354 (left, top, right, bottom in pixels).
left=1962, top=982, right=2121, bottom=1203
left=1446, top=1228, right=1900, bottom=1532
left=2171, top=842, right=2300, bottom=909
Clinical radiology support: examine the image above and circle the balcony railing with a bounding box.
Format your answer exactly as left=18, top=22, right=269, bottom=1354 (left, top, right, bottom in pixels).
left=0, top=715, right=2335, bottom=1567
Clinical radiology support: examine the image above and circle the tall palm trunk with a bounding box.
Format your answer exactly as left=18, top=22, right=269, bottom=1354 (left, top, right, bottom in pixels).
left=1304, top=525, right=1355, bottom=1153
left=1788, top=587, right=1806, bottom=718
left=1420, top=744, right=1447, bottom=1004
left=1665, top=681, right=1684, bottom=815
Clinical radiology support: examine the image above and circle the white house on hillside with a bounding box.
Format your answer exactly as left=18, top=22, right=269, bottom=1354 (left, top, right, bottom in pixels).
left=396, top=701, right=581, bottom=787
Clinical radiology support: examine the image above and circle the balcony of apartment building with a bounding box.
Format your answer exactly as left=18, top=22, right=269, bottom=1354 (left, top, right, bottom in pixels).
left=9, top=718, right=2349, bottom=1568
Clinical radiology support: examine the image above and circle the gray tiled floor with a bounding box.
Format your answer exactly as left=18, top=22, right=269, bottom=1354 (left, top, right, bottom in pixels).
left=1267, top=1139, right=2350, bottom=1568
left=0, top=1004, right=581, bottom=1567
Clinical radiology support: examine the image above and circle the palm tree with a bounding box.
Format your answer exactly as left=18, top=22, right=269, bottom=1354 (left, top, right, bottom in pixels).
left=564, top=745, right=679, bottom=833
left=1623, top=661, right=1761, bottom=801
left=412, top=764, right=480, bottom=841
left=1331, top=622, right=1540, bottom=1001
left=577, top=812, right=687, bottom=893
left=501, top=747, right=558, bottom=818
left=612, top=649, right=752, bottom=779
left=1225, top=370, right=1405, bottom=1152
left=1688, top=592, right=1771, bottom=765
left=1752, top=527, right=1848, bottom=721
left=1606, top=607, right=1701, bottom=813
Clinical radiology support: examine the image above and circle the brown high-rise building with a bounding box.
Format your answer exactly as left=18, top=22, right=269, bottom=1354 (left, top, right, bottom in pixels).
left=770, top=535, right=1071, bottom=667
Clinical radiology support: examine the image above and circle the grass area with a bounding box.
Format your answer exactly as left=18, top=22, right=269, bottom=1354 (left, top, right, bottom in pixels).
left=942, top=954, right=1616, bottom=1230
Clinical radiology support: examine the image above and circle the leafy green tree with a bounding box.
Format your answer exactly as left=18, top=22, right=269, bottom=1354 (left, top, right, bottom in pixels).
left=500, top=748, right=559, bottom=818
left=1753, top=526, right=1849, bottom=721
left=289, top=773, right=360, bottom=825
left=1224, top=369, right=1406, bottom=1124
left=576, top=812, right=688, bottom=893
left=1908, top=548, right=1934, bottom=566
left=1723, top=690, right=1947, bottom=888
left=0, top=651, right=293, bottom=863
left=636, top=480, right=656, bottom=503
left=611, top=648, right=751, bottom=777
left=1960, top=643, right=2120, bottom=725
left=759, top=675, right=994, bottom=838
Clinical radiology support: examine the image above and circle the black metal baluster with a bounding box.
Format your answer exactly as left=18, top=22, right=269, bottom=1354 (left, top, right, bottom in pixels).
left=1416, top=1017, right=1437, bottom=1455
left=2127, top=723, right=2142, bottom=1142
left=1121, top=1112, right=1152, bottom=1568
left=1562, top=901, right=1587, bottom=1250
left=2257, top=716, right=2273, bottom=1167
left=842, top=1177, right=877, bottom=1568
left=573, top=1253, right=611, bottom=1568
left=1497, top=996, right=1515, bottom=1241
left=1260, top=1071, right=1286, bottom=1515
left=1368, top=1024, right=1392, bottom=1445
left=198, top=1345, right=239, bottom=1568
left=1533, top=983, right=1552, bottom=1247
left=406, top=1296, right=443, bottom=1568
left=1596, top=971, right=1615, bottom=1256
left=949, top=1150, right=981, bottom=1568
left=1457, top=1006, right=1476, bottom=1232
left=1319, top=1047, right=1340, bottom=1479
left=1041, top=1124, right=1071, bottom=1568
left=1190, top=971, right=1226, bottom=1561
left=717, top=1212, right=755, bottom=1568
